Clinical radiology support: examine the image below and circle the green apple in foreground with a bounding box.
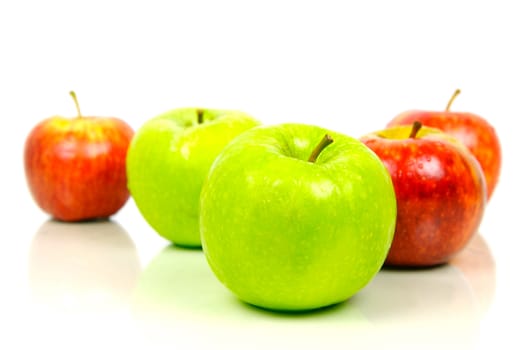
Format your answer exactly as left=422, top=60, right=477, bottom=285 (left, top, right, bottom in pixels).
left=200, top=123, right=397, bottom=311
left=127, top=108, right=260, bottom=247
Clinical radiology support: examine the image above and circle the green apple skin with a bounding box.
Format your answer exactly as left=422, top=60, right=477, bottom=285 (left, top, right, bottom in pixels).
left=127, top=108, right=260, bottom=247
left=200, top=123, right=397, bottom=311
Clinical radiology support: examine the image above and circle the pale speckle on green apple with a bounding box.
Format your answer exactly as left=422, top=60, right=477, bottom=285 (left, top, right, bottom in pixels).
left=309, top=179, right=335, bottom=199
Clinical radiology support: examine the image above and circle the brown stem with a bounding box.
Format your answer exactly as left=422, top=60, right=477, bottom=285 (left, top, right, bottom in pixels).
left=445, top=89, right=461, bottom=112
left=197, top=108, right=204, bottom=124
left=409, top=121, right=422, bottom=138
left=308, top=134, right=334, bottom=163
left=69, top=91, right=82, bottom=117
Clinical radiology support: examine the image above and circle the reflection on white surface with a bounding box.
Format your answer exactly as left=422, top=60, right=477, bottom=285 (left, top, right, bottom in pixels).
left=131, top=234, right=495, bottom=349
left=449, top=234, right=496, bottom=316
left=28, top=219, right=142, bottom=314
left=357, top=234, right=495, bottom=349
left=24, top=220, right=495, bottom=349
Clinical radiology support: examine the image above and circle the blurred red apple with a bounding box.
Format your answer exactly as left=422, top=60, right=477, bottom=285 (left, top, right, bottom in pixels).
left=361, top=122, right=486, bottom=267
left=24, top=91, right=134, bottom=221
left=387, top=89, right=501, bottom=200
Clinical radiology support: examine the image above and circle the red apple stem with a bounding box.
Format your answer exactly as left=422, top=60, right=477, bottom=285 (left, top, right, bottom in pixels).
left=409, top=121, right=422, bottom=138
left=445, top=89, right=461, bottom=112
left=69, top=91, right=82, bottom=118
left=308, top=134, right=334, bottom=163
left=197, top=109, right=204, bottom=124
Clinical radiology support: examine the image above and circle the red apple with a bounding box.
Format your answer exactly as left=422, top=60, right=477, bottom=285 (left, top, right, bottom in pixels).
left=361, top=122, right=486, bottom=267
left=387, top=89, right=501, bottom=200
left=24, top=91, right=134, bottom=221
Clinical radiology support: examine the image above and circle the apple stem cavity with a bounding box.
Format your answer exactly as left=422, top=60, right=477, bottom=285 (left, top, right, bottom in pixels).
left=308, top=134, right=334, bottom=163
left=409, top=121, right=423, bottom=138
left=69, top=91, right=82, bottom=118
left=197, top=109, right=204, bottom=124
left=445, top=89, right=461, bottom=112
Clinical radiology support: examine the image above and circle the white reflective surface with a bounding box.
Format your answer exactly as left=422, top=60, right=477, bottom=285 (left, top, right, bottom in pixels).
left=1, top=1, right=525, bottom=349
left=1, top=205, right=512, bottom=350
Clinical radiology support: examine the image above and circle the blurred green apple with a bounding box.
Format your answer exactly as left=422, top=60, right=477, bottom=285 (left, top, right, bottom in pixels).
left=127, top=108, right=260, bottom=247
left=200, top=123, right=397, bottom=311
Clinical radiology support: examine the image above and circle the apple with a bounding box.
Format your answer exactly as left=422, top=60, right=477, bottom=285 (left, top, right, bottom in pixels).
left=200, top=123, right=397, bottom=311
left=361, top=122, right=486, bottom=267
left=126, top=107, right=260, bottom=247
left=24, top=91, right=134, bottom=221
left=387, top=89, right=502, bottom=200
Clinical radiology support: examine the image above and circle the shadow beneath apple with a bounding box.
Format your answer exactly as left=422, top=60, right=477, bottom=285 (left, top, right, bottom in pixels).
left=131, top=234, right=495, bottom=349
left=238, top=296, right=351, bottom=318
left=28, top=219, right=142, bottom=314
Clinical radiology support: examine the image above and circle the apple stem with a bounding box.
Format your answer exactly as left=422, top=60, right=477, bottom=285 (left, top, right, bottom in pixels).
left=409, top=121, right=422, bottom=138
left=445, top=89, right=461, bottom=112
left=69, top=91, right=82, bottom=118
left=308, top=134, right=334, bottom=163
left=197, top=109, right=204, bottom=124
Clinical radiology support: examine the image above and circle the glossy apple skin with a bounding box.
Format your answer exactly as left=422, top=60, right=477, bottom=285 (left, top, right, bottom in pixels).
left=126, top=108, right=260, bottom=247
left=361, top=126, right=486, bottom=267
left=201, top=123, right=397, bottom=311
left=388, top=111, right=501, bottom=200
left=24, top=116, right=134, bottom=221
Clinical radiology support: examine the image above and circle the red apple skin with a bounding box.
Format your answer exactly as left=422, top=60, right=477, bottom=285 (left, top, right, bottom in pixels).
left=361, top=128, right=486, bottom=267
left=24, top=116, right=134, bottom=222
left=387, top=111, right=501, bottom=200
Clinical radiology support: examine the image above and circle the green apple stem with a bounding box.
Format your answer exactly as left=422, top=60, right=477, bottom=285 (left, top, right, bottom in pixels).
left=308, top=134, right=334, bottom=163
left=445, top=89, right=461, bottom=111
left=409, top=121, right=422, bottom=138
left=69, top=91, right=82, bottom=118
left=197, top=109, right=204, bottom=124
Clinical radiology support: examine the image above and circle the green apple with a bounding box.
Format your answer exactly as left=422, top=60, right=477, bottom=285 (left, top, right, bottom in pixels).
left=200, top=123, right=397, bottom=311
left=127, top=107, right=260, bottom=247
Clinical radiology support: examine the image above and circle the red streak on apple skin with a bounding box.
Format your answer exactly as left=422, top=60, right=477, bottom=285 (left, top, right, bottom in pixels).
left=362, top=137, right=486, bottom=267
left=24, top=116, right=134, bottom=222
left=388, top=111, right=501, bottom=200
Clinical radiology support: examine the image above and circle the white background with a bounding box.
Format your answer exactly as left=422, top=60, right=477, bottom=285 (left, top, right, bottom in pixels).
left=1, top=1, right=524, bottom=349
